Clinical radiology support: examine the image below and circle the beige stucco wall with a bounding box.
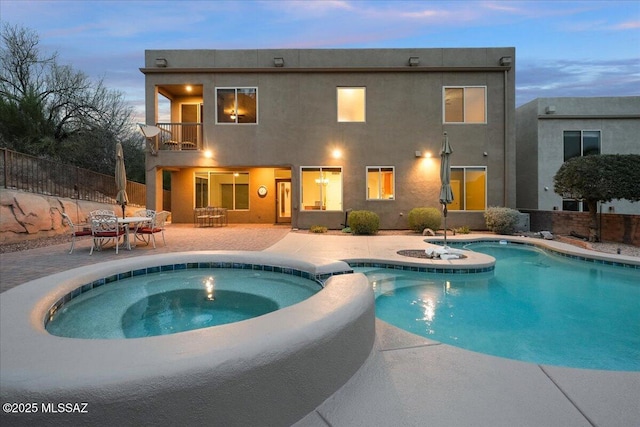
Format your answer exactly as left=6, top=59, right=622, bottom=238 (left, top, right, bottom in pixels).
left=516, top=96, right=640, bottom=214
left=142, top=48, right=516, bottom=230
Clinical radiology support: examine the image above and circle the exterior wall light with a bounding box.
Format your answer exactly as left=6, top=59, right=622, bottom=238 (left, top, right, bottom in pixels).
left=204, top=150, right=213, bottom=159
left=408, top=57, right=420, bottom=66
left=274, top=57, right=284, bottom=67
left=155, top=58, right=168, bottom=67
left=499, top=56, right=512, bottom=66
left=332, top=149, right=342, bottom=159
left=415, top=151, right=422, bottom=158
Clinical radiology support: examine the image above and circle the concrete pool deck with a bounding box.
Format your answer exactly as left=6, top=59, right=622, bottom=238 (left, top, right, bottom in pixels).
left=1, top=225, right=639, bottom=426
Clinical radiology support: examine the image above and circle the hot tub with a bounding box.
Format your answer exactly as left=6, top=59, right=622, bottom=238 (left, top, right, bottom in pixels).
left=0, top=251, right=375, bottom=426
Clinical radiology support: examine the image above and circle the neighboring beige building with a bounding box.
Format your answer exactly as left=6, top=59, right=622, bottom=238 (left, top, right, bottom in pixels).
left=140, top=48, right=516, bottom=229
left=516, top=97, right=640, bottom=215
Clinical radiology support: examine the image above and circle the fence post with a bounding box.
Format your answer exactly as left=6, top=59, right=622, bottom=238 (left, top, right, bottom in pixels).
left=2, top=148, right=7, bottom=189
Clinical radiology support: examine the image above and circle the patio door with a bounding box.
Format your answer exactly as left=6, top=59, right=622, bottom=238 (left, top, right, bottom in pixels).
left=181, top=104, right=200, bottom=146
left=276, top=179, right=291, bottom=223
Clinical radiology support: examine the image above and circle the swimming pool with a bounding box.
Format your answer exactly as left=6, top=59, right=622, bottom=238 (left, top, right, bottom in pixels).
left=359, top=242, right=640, bottom=371
left=46, top=269, right=321, bottom=339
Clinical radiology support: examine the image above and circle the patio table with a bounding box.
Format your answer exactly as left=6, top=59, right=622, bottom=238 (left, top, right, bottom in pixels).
left=117, top=216, right=151, bottom=250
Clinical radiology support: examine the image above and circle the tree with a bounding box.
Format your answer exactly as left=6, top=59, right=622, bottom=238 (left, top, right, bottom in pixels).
left=554, top=154, right=640, bottom=242
left=0, top=24, right=144, bottom=181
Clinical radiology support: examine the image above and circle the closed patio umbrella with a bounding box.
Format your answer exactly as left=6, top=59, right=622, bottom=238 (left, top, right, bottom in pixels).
left=439, top=132, right=454, bottom=247
left=115, top=142, right=129, bottom=219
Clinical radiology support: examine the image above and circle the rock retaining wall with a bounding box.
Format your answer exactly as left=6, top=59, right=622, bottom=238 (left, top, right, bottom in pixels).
left=0, top=189, right=136, bottom=244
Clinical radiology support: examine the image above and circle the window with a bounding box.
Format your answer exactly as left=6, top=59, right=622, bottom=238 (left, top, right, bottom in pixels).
left=443, top=87, right=486, bottom=123
left=194, top=171, right=249, bottom=210
left=216, top=88, right=257, bottom=124
left=300, top=167, right=342, bottom=211
left=337, top=87, right=365, bottom=122
left=366, top=167, right=395, bottom=200
left=449, top=167, right=486, bottom=211
left=562, top=130, right=600, bottom=210
left=562, top=200, right=584, bottom=212
left=563, top=130, right=600, bottom=161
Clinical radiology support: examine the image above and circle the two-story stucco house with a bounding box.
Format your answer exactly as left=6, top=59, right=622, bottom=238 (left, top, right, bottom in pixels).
left=516, top=96, right=640, bottom=215
left=140, top=48, right=516, bottom=229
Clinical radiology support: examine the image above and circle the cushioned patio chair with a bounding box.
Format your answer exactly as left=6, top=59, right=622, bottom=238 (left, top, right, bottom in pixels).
left=61, top=212, right=92, bottom=254
left=134, top=210, right=168, bottom=248
left=90, top=213, right=125, bottom=255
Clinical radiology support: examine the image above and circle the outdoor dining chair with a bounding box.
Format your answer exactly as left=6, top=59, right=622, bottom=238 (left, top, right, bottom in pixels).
left=134, top=209, right=168, bottom=248
left=90, top=209, right=116, bottom=217
left=89, top=213, right=126, bottom=255
left=61, top=212, right=92, bottom=254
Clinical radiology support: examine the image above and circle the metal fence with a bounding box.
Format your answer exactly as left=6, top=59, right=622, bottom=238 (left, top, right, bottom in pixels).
left=1, top=148, right=147, bottom=206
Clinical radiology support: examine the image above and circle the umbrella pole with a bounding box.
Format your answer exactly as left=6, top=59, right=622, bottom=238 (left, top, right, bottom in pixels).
left=442, top=204, right=447, bottom=248
left=122, top=204, right=125, bottom=219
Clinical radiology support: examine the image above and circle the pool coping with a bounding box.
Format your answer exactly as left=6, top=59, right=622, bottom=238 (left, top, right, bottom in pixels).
left=0, top=251, right=375, bottom=426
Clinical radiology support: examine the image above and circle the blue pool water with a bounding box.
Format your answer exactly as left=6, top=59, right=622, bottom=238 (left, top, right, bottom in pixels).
left=359, top=242, right=640, bottom=371
left=46, top=269, right=320, bottom=339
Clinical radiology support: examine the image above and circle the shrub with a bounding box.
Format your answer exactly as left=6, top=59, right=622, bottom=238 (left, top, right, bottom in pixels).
left=454, top=226, right=471, bottom=234
left=407, top=207, right=441, bottom=233
left=484, top=207, right=520, bottom=235
left=348, top=210, right=380, bottom=235
left=309, top=225, right=328, bottom=233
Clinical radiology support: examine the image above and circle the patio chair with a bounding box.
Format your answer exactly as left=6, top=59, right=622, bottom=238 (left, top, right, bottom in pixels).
left=90, top=213, right=126, bottom=255
left=90, top=209, right=115, bottom=217
left=209, top=207, right=227, bottom=227
left=61, top=213, right=92, bottom=254
left=135, top=210, right=168, bottom=248
left=194, top=207, right=209, bottom=227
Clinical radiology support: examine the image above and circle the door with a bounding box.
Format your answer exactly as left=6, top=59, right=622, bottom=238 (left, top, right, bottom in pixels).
left=276, top=179, right=291, bottom=224
left=181, top=104, right=199, bottom=147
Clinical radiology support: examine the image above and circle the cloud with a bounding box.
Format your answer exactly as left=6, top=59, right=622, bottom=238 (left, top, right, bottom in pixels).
left=516, top=58, right=640, bottom=105
left=609, top=20, right=640, bottom=30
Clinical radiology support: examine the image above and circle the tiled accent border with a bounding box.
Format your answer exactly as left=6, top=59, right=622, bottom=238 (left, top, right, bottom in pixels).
left=348, top=261, right=494, bottom=274
left=46, top=262, right=353, bottom=327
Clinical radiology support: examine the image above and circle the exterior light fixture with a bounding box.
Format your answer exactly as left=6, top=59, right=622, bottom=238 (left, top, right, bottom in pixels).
left=155, top=58, right=167, bottom=67
left=408, top=57, right=420, bottom=66
left=185, top=85, right=192, bottom=92
left=274, top=57, right=284, bottom=67
left=332, top=149, right=342, bottom=159
left=415, top=151, right=422, bottom=158
left=545, top=105, right=556, bottom=114
left=499, top=56, right=512, bottom=66
left=204, top=150, right=213, bottom=159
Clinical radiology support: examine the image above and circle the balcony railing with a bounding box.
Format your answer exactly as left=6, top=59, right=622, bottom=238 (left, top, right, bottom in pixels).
left=155, top=123, right=203, bottom=151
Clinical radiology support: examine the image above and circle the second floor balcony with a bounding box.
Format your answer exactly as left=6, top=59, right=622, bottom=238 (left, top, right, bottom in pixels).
left=155, top=123, right=203, bottom=151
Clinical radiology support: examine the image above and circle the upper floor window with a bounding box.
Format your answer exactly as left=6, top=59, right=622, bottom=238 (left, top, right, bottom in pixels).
left=337, top=87, right=365, bottom=122
left=443, top=87, right=486, bottom=123
left=563, top=130, right=600, bottom=161
left=216, top=88, right=257, bottom=124
left=367, top=167, right=395, bottom=200
left=300, top=167, right=343, bottom=211
left=450, top=167, right=486, bottom=211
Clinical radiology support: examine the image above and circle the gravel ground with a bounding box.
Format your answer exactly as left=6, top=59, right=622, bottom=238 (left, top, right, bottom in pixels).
left=1, top=230, right=639, bottom=257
